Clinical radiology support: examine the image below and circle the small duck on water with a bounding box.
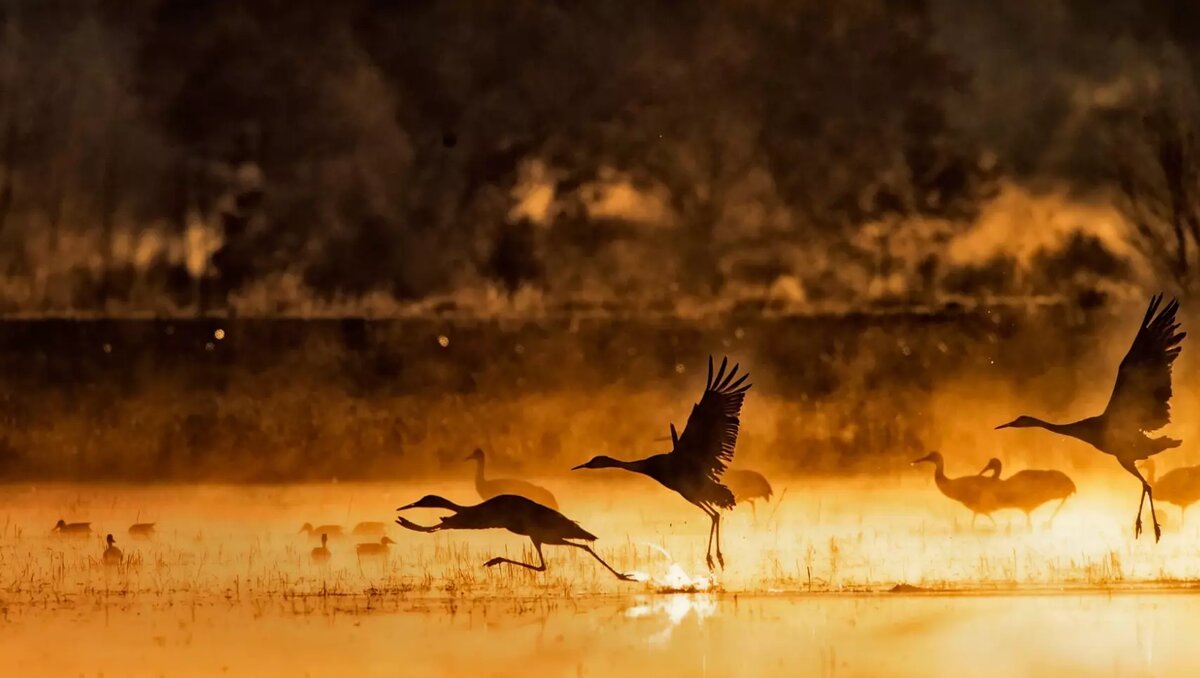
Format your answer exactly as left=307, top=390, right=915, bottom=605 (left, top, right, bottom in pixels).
left=102, top=534, right=123, bottom=567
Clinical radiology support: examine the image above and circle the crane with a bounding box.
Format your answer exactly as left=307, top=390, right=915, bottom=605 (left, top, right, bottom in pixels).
left=466, top=448, right=559, bottom=510
left=997, top=294, right=1185, bottom=541
left=912, top=452, right=1002, bottom=527
left=572, top=356, right=750, bottom=569
left=723, top=469, right=774, bottom=518
left=1142, top=458, right=1200, bottom=525
left=978, top=458, right=1076, bottom=527
left=395, top=494, right=632, bottom=581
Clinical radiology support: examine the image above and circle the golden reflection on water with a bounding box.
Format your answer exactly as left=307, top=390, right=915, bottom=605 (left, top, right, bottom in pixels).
left=2, top=479, right=1200, bottom=676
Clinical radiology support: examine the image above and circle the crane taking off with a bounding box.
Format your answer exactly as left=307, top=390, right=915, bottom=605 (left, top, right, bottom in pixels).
left=396, top=494, right=632, bottom=581
left=997, top=294, right=1185, bottom=542
left=573, top=355, right=751, bottom=569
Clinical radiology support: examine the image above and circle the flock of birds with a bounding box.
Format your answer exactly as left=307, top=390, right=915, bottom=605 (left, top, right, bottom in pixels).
left=389, top=295, right=1200, bottom=581
left=45, top=295, right=1200, bottom=583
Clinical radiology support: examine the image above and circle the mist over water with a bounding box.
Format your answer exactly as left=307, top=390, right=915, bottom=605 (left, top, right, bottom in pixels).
left=0, top=301, right=1194, bottom=483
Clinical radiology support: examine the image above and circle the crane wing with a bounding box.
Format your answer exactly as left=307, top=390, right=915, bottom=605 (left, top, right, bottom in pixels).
left=672, top=356, right=751, bottom=482
left=1103, top=294, right=1185, bottom=432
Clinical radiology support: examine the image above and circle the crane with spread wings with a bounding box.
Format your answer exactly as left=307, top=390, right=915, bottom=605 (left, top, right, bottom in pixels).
left=572, top=355, right=751, bottom=568
left=996, top=294, right=1186, bottom=541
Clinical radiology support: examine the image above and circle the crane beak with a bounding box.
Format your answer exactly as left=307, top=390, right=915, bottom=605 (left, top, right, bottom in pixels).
left=910, top=454, right=933, bottom=465
left=570, top=463, right=587, bottom=471
left=396, top=502, right=418, bottom=511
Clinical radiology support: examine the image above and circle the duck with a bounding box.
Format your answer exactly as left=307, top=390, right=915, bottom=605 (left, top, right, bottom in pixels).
left=300, top=523, right=344, bottom=540
left=128, top=523, right=156, bottom=539
left=53, top=520, right=92, bottom=538
left=311, top=533, right=332, bottom=565
left=102, top=534, right=123, bottom=566
left=351, top=521, right=388, bottom=538
left=355, top=536, right=397, bottom=559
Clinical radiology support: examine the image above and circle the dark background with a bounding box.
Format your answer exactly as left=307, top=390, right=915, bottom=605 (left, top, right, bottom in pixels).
left=0, top=1, right=1198, bottom=314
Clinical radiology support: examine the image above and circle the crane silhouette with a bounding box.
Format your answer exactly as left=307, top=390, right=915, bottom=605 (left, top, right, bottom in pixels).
left=723, top=469, right=773, bottom=518
left=466, top=448, right=559, bottom=509
left=912, top=452, right=1002, bottom=527
left=978, top=458, right=1076, bottom=527
left=395, top=494, right=632, bottom=581
left=572, top=356, right=751, bottom=569
left=1142, top=459, right=1200, bottom=525
left=997, top=294, right=1185, bottom=542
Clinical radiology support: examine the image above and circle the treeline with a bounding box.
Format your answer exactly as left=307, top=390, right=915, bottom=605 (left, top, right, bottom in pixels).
left=0, top=1, right=1196, bottom=315
left=0, top=307, right=1177, bottom=481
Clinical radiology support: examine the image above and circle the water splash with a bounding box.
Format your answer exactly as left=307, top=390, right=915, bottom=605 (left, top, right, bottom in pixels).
left=625, top=543, right=717, bottom=593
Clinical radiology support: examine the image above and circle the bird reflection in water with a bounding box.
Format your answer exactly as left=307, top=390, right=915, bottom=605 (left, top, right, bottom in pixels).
left=624, top=594, right=717, bottom=647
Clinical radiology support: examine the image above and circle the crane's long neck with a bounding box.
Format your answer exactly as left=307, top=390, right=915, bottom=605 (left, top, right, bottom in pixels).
left=615, top=457, right=653, bottom=475
left=929, top=459, right=947, bottom=484
left=1030, top=418, right=1080, bottom=437
left=473, top=455, right=487, bottom=491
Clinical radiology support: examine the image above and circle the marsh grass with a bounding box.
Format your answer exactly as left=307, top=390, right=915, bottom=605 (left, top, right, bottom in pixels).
left=1, top=473, right=1198, bottom=620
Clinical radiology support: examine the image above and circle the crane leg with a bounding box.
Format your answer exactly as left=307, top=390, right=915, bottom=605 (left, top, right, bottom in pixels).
left=699, top=504, right=718, bottom=570
left=484, top=540, right=546, bottom=572
left=750, top=500, right=757, bottom=521
left=1120, top=459, right=1161, bottom=542
left=565, top=542, right=634, bottom=581
left=714, top=510, right=724, bottom=569
left=1048, top=497, right=1069, bottom=524
left=1025, top=511, right=1032, bottom=530
left=395, top=517, right=440, bottom=533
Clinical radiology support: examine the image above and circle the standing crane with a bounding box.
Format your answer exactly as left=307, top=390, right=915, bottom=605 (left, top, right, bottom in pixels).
left=466, top=448, right=559, bottom=510
left=1142, top=459, right=1200, bottom=525
left=723, top=469, right=774, bottom=518
left=912, top=452, right=1002, bottom=526
left=978, top=458, right=1076, bottom=527
left=395, top=494, right=632, bottom=581
left=997, top=294, right=1185, bottom=541
left=572, top=356, right=751, bottom=569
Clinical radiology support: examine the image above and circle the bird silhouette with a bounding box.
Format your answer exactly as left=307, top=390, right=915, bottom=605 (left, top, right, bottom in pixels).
left=1142, top=459, right=1200, bottom=525
left=723, top=469, right=773, bottom=518
left=395, top=494, right=632, bottom=581
left=355, top=536, right=397, bottom=559
left=311, top=533, right=332, bottom=565
left=997, top=294, right=1185, bottom=541
left=912, top=452, right=1002, bottom=527
left=102, top=534, right=122, bottom=567
left=53, top=520, right=91, bottom=538
left=466, top=448, right=559, bottom=510
left=351, top=521, right=388, bottom=538
left=300, top=523, right=344, bottom=540
left=573, top=355, right=751, bottom=569
left=128, top=523, right=156, bottom=540
left=978, top=458, right=1076, bottom=527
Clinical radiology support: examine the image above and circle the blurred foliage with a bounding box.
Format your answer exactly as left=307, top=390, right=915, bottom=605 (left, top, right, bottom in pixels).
left=0, top=1, right=1185, bottom=315
left=0, top=304, right=1193, bottom=481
